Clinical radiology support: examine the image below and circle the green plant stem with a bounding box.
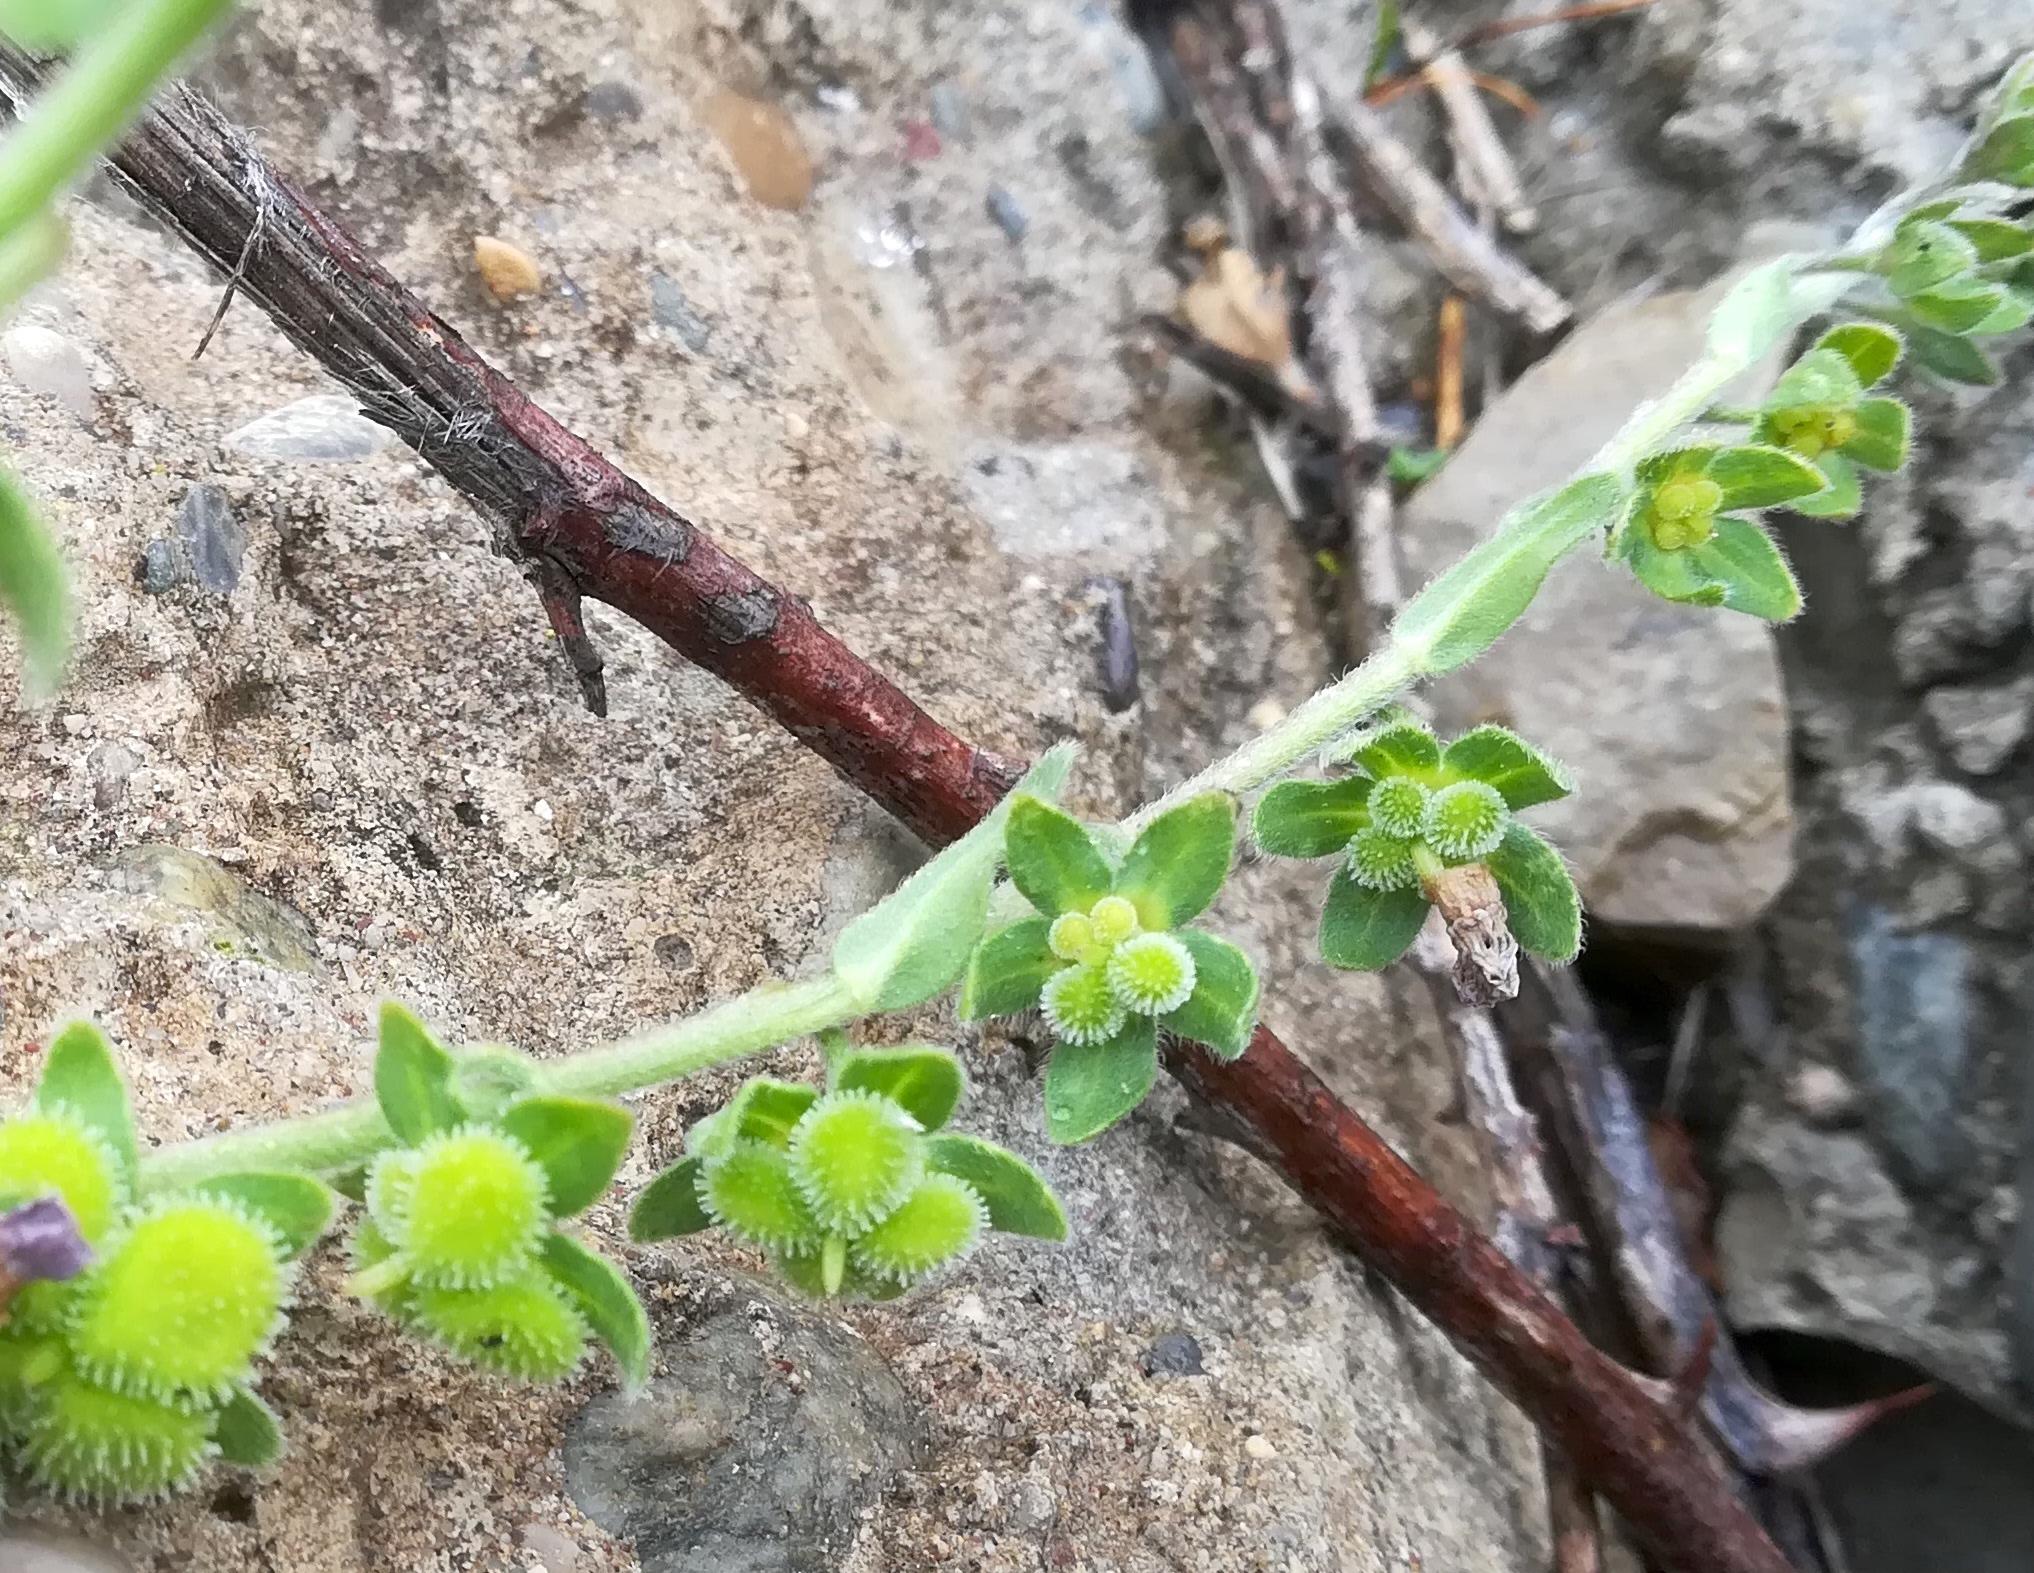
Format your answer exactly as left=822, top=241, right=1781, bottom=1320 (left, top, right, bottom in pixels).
left=0, top=0, right=233, bottom=240
left=136, top=974, right=858, bottom=1192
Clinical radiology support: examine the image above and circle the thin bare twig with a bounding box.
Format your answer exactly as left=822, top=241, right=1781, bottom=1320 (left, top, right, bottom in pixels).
left=1399, top=17, right=1537, bottom=233
left=18, top=53, right=1802, bottom=1573
left=1457, top=0, right=1658, bottom=49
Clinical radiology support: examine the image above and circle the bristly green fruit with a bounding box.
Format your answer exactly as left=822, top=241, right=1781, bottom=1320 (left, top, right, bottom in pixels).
left=631, top=1052, right=1064, bottom=1302
left=408, top=1275, right=588, bottom=1384
left=1253, top=717, right=1582, bottom=973
left=19, top=1361, right=217, bottom=1502
left=374, top=1127, right=550, bottom=1289
left=959, top=793, right=1261, bottom=1143
left=1611, top=444, right=1821, bottom=617
left=1747, top=327, right=1911, bottom=522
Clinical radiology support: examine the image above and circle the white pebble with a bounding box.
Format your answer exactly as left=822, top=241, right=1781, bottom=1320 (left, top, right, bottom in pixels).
left=225, top=394, right=394, bottom=463
left=4, top=324, right=94, bottom=418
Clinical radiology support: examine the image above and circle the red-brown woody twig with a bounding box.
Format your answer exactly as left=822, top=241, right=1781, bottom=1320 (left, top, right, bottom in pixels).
left=3, top=57, right=1799, bottom=1573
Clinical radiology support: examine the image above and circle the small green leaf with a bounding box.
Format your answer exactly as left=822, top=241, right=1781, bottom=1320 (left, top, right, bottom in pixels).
left=1689, top=517, right=1801, bottom=622
left=36, top=1021, right=137, bottom=1198
left=1947, top=217, right=2033, bottom=262
left=1844, top=398, right=1910, bottom=473
left=1901, top=321, right=1998, bottom=385
left=1363, top=0, right=1400, bottom=91
left=1440, top=726, right=1572, bottom=811
left=1621, top=527, right=1727, bottom=606
left=1161, top=932, right=1259, bottom=1060
left=830, top=748, right=1073, bottom=1013
left=374, top=1003, right=464, bottom=1145
left=1765, top=348, right=1865, bottom=413
left=1003, top=795, right=1114, bottom=918
left=449, top=1049, right=539, bottom=1122
left=1704, top=444, right=1829, bottom=511
left=1790, top=451, right=1862, bottom=519
left=329, top=1167, right=368, bottom=1204
left=212, top=1389, right=284, bottom=1469
left=628, top=1157, right=714, bottom=1241
left=0, top=465, right=70, bottom=700
left=1908, top=277, right=2007, bottom=334
left=1960, top=112, right=2034, bottom=185
left=1044, top=1018, right=1158, bottom=1144
left=1883, top=220, right=1981, bottom=298
left=832, top=1046, right=966, bottom=1132
left=924, top=1134, right=1066, bottom=1241
left=1635, top=446, right=1714, bottom=487
left=500, top=1096, right=634, bottom=1217
left=1114, top=794, right=1236, bottom=928
left=1486, top=823, right=1581, bottom=962
left=1389, top=473, right=1625, bottom=673
left=1703, top=258, right=1798, bottom=365
left=689, top=1079, right=818, bottom=1160
left=1386, top=444, right=1446, bottom=485
left=1318, top=873, right=1428, bottom=971
left=192, top=1172, right=336, bottom=1257
left=1251, top=777, right=1372, bottom=858
left=1970, top=286, right=2034, bottom=336
left=1813, top=322, right=1902, bottom=386
left=1352, top=719, right=1442, bottom=780
left=959, top=917, right=1059, bottom=1021
left=539, top=1232, right=652, bottom=1391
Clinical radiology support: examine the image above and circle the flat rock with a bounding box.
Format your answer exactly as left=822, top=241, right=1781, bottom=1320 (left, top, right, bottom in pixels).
left=224, top=393, right=393, bottom=462
left=1398, top=274, right=1794, bottom=939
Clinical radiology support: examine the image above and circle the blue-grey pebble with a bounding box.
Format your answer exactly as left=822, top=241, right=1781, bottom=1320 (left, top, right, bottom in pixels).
left=176, top=483, right=244, bottom=595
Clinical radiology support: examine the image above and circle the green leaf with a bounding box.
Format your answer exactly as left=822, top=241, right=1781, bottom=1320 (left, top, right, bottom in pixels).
left=1960, top=112, right=2034, bottom=185
left=36, top=1021, right=137, bottom=1198
left=1161, top=932, right=1260, bottom=1060
left=1790, top=451, right=1862, bottom=519
left=1363, top=0, right=1400, bottom=91
left=1908, top=277, right=2007, bottom=334
left=539, top=1232, right=652, bottom=1391
left=1352, top=720, right=1442, bottom=780
left=1947, top=217, right=2033, bottom=262
left=374, top=1003, right=464, bottom=1145
left=0, top=465, right=69, bottom=700
left=1389, top=472, right=1625, bottom=674
left=830, top=746, right=1074, bottom=1013
left=1970, top=286, right=2034, bottom=336
left=1702, top=258, right=1798, bottom=366
left=1813, top=322, right=1902, bottom=386
left=500, top=1096, right=634, bottom=1218
left=1844, top=398, right=1910, bottom=473
left=959, top=918, right=1059, bottom=1021
left=1386, top=444, right=1446, bottom=485
left=192, top=1173, right=336, bottom=1257
left=1635, top=445, right=1715, bottom=487
left=1002, top=794, right=1113, bottom=919
left=212, top=1389, right=284, bottom=1469
left=1251, top=777, right=1372, bottom=858
left=1440, top=726, right=1572, bottom=811
left=1766, top=348, right=1865, bottom=413
left=1486, top=823, right=1581, bottom=962
left=1689, top=517, right=1801, bottom=622
left=329, top=1167, right=368, bottom=1204
left=832, top=1046, right=965, bottom=1132
left=1901, top=321, right=1998, bottom=385
left=449, top=1049, right=540, bottom=1123
left=924, top=1134, right=1066, bottom=1241
left=1114, top=794, right=1236, bottom=928
left=1621, top=527, right=1727, bottom=607
left=1043, top=1018, right=1158, bottom=1145
left=1883, top=221, right=1980, bottom=298
left=628, top=1157, right=714, bottom=1241
left=688, top=1078, right=818, bottom=1161
left=1318, top=873, right=1428, bottom=971
left=1705, top=444, right=1829, bottom=510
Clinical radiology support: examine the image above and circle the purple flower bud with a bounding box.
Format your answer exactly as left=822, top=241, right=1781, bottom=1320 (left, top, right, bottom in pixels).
left=0, top=1195, right=93, bottom=1285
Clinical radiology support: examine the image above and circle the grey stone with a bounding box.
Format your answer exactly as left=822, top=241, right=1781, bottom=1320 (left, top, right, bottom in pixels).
left=583, top=80, right=642, bottom=122
left=3, top=324, right=94, bottom=419
left=1398, top=271, right=1794, bottom=939
left=1847, top=906, right=1972, bottom=1190
left=175, top=483, right=245, bottom=595
left=107, top=844, right=319, bottom=971
left=1926, top=677, right=2034, bottom=775
left=86, top=740, right=142, bottom=810
left=1142, top=1331, right=1205, bottom=1376
left=137, top=536, right=187, bottom=593
left=648, top=272, right=712, bottom=353
left=564, top=1300, right=927, bottom=1573
left=927, top=81, right=969, bottom=141
left=225, top=393, right=393, bottom=462
left=984, top=186, right=1028, bottom=242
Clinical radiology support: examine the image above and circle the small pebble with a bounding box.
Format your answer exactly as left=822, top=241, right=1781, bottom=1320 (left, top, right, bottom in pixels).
left=1141, top=1332, right=1204, bottom=1376
left=701, top=86, right=814, bottom=211
left=3, top=323, right=93, bottom=418
left=226, top=394, right=394, bottom=463
left=814, top=83, right=861, bottom=114
left=649, top=272, right=713, bottom=352
left=176, top=483, right=244, bottom=595
left=1788, top=1063, right=1860, bottom=1125
left=138, top=537, right=188, bottom=593
left=87, top=740, right=142, bottom=810
left=986, top=186, right=1028, bottom=242
left=901, top=120, right=941, bottom=161
left=1242, top=1434, right=1278, bottom=1461
left=0, top=1529, right=136, bottom=1572
left=928, top=81, right=969, bottom=141
left=474, top=235, right=543, bottom=301
left=582, top=81, right=642, bottom=122
left=520, top=1523, right=582, bottom=1573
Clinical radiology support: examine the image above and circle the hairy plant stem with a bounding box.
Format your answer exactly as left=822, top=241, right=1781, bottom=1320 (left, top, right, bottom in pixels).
left=0, top=0, right=231, bottom=239
left=136, top=974, right=858, bottom=1193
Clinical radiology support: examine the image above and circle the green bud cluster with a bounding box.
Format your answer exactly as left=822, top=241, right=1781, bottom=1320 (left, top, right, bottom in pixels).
left=0, top=1024, right=327, bottom=1501
left=1253, top=716, right=1581, bottom=973
left=958, top=794, right=1262, bottom=1144
left=628, top=1045, right=1066, bottom=1299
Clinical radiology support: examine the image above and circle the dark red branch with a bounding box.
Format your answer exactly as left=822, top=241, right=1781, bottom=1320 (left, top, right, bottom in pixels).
left=8, top=57, right=1793, bottom=1573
